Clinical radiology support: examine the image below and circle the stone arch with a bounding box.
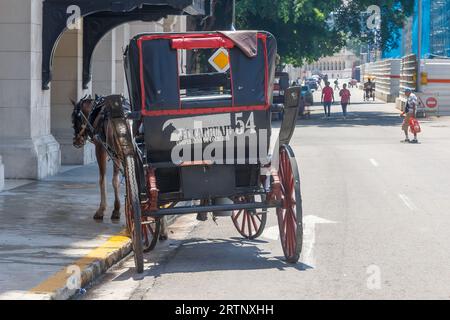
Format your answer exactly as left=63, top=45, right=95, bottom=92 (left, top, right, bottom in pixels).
left=42, top=1, right=205, bottom=90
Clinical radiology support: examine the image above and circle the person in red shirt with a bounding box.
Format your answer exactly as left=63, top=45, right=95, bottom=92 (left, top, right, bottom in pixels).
left=339, top=83, right=351, bottom=119
left=321, top=81, right=334, bottom=118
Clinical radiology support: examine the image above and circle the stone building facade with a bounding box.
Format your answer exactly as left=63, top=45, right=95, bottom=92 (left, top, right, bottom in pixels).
left=0, top=0, right=187, bottom=190
left=292, top=48, right=360, bottom=81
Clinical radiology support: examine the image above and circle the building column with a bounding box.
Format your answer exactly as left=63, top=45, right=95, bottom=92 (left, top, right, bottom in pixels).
left=92, top=30, right=116, bottom=96
left=163, top=15, right=187, bottom=32
left=51, top=25, right=94, bottom=165
left=0, top=0, right=60, bottom=179
left=129, top=20, right=164, bottom=38
left=114, top=24, right=130, bottom=98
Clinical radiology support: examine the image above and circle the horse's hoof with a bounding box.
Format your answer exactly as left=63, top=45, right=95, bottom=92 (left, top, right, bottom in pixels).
left=159, top=234, right=169, bottom=241
left=196, top=213, right=208, bottom=221
left=93, top=213, right=104, bottom=221
left=111, top=210, right=121, bottom=221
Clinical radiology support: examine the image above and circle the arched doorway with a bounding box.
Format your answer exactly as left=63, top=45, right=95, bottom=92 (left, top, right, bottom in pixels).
left=45, top=2, right=205, bottom=166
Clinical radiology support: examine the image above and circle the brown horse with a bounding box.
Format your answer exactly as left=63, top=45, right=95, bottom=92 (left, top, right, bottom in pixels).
left=71, top=95, right=122, bottom=221
left=71, top=95, right=169, bottom=239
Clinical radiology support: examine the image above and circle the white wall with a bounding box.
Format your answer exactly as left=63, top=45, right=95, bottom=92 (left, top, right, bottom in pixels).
left=51, top=24, right=94, bottom=165
left=92, top=30, right=116, bottom=96
left=0, top=0, right=60, bottom=179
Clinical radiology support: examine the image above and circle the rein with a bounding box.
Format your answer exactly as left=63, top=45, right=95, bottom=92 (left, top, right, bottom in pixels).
left=74, top=97, right=124, bottom=175
left=74, top=99, right=96, bottom=146
left=78, top=107, right=95, bottom=143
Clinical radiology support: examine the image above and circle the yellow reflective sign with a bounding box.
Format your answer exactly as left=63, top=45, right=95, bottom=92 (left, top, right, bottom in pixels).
left=208, top=48, right=230, bottom=72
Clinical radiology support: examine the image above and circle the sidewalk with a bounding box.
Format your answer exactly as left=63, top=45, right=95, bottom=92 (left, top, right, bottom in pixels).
left=0, top=164, right=131, bottom=300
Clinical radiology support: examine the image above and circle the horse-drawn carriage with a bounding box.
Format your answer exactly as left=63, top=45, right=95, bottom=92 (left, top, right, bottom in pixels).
left=106, top=31, right=303, bottom=273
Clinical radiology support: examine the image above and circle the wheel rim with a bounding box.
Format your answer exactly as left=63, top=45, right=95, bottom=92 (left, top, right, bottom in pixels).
left=232, top=196, right=267, bottom=240
left=125, top=193, right=141, bottom=269
left=125, top=198, right=159, bottom=253
left=142, top=217, right=160, bottom=253
left=123, top=156, right=144, bottom=273
left=277, top=146, right=302, bottom=262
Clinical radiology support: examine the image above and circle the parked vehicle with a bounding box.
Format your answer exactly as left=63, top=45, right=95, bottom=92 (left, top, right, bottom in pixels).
left=272, top=72, right=290, bottom=120
left=299, top=85, right=313, bottom=119
left=305, top=78, right=318, bottom=90
left=349, top=79, right=358, bottom=87
left=107, top=31, right=304, bottom=273
left=301, top=85, right=314, bottom=106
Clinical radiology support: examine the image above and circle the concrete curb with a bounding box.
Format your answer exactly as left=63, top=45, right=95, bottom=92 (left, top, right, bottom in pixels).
left=54, top=241, right=133, bottom=300
left=30, top=216, right=178, bottom=300
left=29, top=232, right=133, bottom=300
left=0, top=236, right=132, bottom=301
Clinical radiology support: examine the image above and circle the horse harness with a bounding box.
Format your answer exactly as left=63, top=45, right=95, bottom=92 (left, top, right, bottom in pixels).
left=76, top=96, right=122, bottom=168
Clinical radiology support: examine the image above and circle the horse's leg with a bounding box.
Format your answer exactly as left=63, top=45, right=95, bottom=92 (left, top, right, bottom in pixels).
left=111, top=160, right=121, bottom=220
left=94, top=143, right=108, bottom=220
left=159, top=216, right=169, bottom=240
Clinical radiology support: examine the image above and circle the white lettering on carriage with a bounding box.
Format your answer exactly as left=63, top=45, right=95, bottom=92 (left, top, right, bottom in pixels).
left=175, top=305, right=210, bottom=318
left=167, top=112, right=282, bottom=167
left=163, top=114, right=232, bottom=145
left=171, top=129, right=270, bottom=165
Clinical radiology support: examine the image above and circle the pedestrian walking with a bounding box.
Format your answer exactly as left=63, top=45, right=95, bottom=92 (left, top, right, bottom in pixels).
left=334, top=78, right=340, bottom=90
left=321, top=81, right=334, bottom=118
left=364, top=78, right=372, bottom=101
left=400, top=88, right=419, bottom=143
left=317, top=77, right=323, bottom=89
left=339, top=83, right=351, bottom=119
left=298, top=93, right=306, bottom=118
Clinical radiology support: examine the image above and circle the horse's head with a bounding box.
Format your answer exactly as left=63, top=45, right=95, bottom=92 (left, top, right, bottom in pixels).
left=71, top=95, right=94, bottom=148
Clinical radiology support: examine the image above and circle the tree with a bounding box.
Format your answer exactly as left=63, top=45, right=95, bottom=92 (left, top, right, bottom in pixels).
left=235, top=0, right=415, bottom=66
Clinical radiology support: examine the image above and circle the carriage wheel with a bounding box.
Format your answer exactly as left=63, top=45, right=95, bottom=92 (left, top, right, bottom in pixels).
left=232, top=195, right=267, bottom=240
left=276, top=145, right=303, bottom=263
left=142, top=217, right=161, bottom=253
left=124, top=156, right=145, bottom=273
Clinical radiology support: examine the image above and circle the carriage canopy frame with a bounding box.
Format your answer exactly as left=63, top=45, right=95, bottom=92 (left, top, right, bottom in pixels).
left=124, top=31, right=278, bottom=117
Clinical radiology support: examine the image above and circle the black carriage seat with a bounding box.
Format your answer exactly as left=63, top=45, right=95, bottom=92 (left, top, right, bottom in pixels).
left=180, top=72, right=232, bottom=108
left=181, top=95, right=232, bottom=108
left=180, top=73, right=230, bottom=90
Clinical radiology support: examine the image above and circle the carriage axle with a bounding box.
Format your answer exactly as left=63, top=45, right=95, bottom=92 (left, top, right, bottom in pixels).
left=142, top=201, right=282, bottom=217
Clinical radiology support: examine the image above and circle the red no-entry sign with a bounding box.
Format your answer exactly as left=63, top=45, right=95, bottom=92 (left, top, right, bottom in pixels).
left=426, top=97, right=438, bottom=108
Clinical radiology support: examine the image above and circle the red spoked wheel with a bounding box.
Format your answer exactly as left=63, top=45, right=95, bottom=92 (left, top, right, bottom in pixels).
left=232, top=195, right=267, bottom=240
left=276, top=145, right=303, bottom=263
left=142, top=217, right=161, bottom=253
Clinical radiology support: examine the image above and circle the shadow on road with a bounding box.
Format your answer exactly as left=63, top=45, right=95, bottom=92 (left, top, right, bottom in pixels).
left=113, top=237, right=312, bottom=282
left=296, top=111, right=404, bottom=128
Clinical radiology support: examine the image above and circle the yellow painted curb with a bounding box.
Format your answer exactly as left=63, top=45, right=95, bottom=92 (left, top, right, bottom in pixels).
left=30, top=229, right=131, bottom=299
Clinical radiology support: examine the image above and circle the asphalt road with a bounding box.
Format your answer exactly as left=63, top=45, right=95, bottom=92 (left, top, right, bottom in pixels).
left=81, top=89, right=450, bottom=300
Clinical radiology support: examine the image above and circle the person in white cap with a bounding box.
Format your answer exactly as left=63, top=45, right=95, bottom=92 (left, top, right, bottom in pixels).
left=400, top=88, right=418, bottom=143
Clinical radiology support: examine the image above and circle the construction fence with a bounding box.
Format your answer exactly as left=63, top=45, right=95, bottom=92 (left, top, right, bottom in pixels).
left=363, top=54, right=450, bottom=116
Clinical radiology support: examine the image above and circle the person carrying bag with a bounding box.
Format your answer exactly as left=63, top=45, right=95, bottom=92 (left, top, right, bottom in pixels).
left=400, top=88, right=420, bottom=143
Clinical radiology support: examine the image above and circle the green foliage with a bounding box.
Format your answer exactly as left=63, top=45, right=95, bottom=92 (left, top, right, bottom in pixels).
left=236, top=0, right=415, bottom=66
